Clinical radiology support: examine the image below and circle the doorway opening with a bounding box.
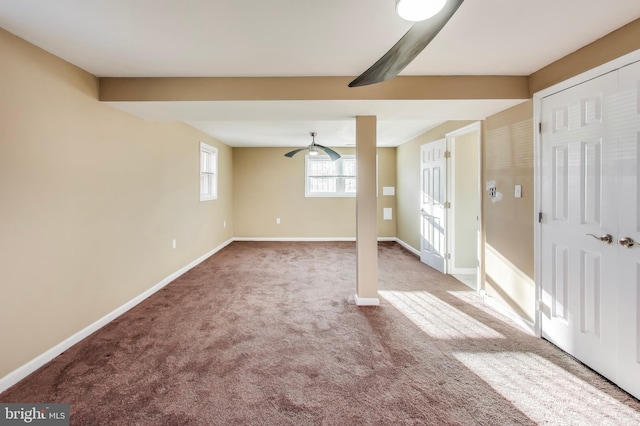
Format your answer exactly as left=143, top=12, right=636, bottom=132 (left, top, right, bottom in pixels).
left=420, top=122, right=482, bottom=291
left=448, top=122, right=481, bottom=291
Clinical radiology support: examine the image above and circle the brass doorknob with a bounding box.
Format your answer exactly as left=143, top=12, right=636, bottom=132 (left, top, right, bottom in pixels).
left=618, top=237, right=635, bottom=248
left=586, top=233, right=613, bottom=244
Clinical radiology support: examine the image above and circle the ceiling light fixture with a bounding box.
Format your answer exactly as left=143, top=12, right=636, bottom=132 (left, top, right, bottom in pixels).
left=395, top=0, right=446, bottom=22
left=284, top=132, right=341, bottom=161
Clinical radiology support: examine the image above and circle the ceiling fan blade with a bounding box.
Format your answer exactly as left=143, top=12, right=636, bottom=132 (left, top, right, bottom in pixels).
left=284, top=147, right=308, bottom=158
left=316, top=144, right=341, bottom=161
left=348, top=0, right=464, bottom=88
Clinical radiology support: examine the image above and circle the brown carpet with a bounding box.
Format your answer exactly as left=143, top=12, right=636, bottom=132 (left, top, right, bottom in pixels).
left=2, top=241, right=640, bottom=425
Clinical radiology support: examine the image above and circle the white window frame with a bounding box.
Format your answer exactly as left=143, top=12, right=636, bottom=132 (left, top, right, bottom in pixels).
left=200, top=142, right=218, bottom=201
left=305, top=155, right=358, bottom=198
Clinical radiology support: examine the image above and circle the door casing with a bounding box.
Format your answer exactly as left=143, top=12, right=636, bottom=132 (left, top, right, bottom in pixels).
left=446, top=122, right=482, bottom=291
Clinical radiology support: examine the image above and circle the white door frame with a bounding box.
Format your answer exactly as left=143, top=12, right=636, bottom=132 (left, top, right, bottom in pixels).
left=533, top=49, right=640, bottom=337
left=445, top=122, right=482, bottom=291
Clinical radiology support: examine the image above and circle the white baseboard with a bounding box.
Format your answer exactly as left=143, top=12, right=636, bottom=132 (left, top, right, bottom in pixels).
left=233, top=237, right=399, bottom=243
left=450, top=267, right=476, bottom=275
left=479, top=290, right=535, bottom=335
left=394, top=238, right=420, bottom=256
left=0, top=238, right=233, bottom=394
left=233, top=237, right=357, bottom=242
left=354, top=295, right=380, bottom=306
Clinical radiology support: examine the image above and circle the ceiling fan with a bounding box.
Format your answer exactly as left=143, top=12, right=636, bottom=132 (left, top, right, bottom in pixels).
left=349, top=0, right=465, bottom=87
left=284, top=132, right=341, bottom=161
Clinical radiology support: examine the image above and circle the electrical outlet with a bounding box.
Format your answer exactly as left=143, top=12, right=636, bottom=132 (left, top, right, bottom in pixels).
left=276, top=217, right=281, bottom=224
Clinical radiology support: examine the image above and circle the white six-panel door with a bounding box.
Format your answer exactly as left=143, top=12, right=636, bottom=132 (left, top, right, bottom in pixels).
left=614, top=61, right=640, bottom=397
left=540, top=70, right=619, bottom=381
left=540, top=62, right=640, bottom=399
left=420, top=139, right=447, bottom=273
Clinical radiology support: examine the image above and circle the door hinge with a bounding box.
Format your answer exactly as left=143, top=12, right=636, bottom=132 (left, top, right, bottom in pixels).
left=537, top=300, right=544, bottom=312
left=445, top=253, right=451, bottom=260
left=538, top=122, right=542, bottom=134
left=444, top=201, right=451, bottom=209
left=538, top=212, right=543, bottom=223
left=444, top=151, right=451, bottom=159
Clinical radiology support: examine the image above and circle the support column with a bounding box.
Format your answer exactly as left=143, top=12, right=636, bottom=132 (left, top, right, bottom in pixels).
left=355, top=116, right=379, bottom=306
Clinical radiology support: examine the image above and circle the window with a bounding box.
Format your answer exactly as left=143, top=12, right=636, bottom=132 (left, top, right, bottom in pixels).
left=305, top=155, right=357, bottom=197
left=200, top=142, right=218, bottom=201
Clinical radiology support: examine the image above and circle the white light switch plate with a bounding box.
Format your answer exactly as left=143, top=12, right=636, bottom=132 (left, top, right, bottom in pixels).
left=515, top=185, right=522, bottom=198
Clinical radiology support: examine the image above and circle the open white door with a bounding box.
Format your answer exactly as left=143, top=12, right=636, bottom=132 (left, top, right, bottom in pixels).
left=420, top=139, right=447, bottom=273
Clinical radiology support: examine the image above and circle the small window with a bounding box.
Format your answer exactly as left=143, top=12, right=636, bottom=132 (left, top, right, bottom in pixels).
left=200, top=142, right=218, bottom=201
left=306, top=155, right=357, bottom=197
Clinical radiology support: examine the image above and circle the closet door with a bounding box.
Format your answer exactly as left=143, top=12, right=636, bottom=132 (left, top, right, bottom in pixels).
left=541, top=61, right=640, bottom=400
left=615, top=61, right=640, bottom=398
left=540, top=71, right=619, bottom=381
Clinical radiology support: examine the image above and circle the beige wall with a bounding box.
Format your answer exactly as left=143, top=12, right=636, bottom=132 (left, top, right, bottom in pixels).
left=377, top=148, right=397, bottom=237
left=0, top=28, right=233, bottom=378
left=396, top=121, right=475, bottom=251
left=482, top=100, right=534, bottom=321
left=232, top=147, right=396, bottom=239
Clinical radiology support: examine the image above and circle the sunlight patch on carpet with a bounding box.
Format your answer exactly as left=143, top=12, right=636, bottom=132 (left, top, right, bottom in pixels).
left=453, top=351, right=640, bottom=424
left=447, top=290, right=532, bottom=332
left=378, top=290, right=504, bottom=340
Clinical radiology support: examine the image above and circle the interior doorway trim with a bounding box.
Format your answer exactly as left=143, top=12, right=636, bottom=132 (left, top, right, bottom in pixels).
left=532, top=48, right=640, bottom=337
left=445, top=121, right=482, bottom=292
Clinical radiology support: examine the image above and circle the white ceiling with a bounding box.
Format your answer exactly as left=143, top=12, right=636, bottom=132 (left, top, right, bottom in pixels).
left=2, top=0, right=640, bottom=147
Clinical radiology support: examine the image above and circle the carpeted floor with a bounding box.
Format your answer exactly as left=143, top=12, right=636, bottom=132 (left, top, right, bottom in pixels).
left=2, top=241, right=640, bottom=425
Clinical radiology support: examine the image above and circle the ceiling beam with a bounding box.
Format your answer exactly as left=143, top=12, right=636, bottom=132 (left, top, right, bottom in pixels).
left=99, top=76, right=529, bottom=102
